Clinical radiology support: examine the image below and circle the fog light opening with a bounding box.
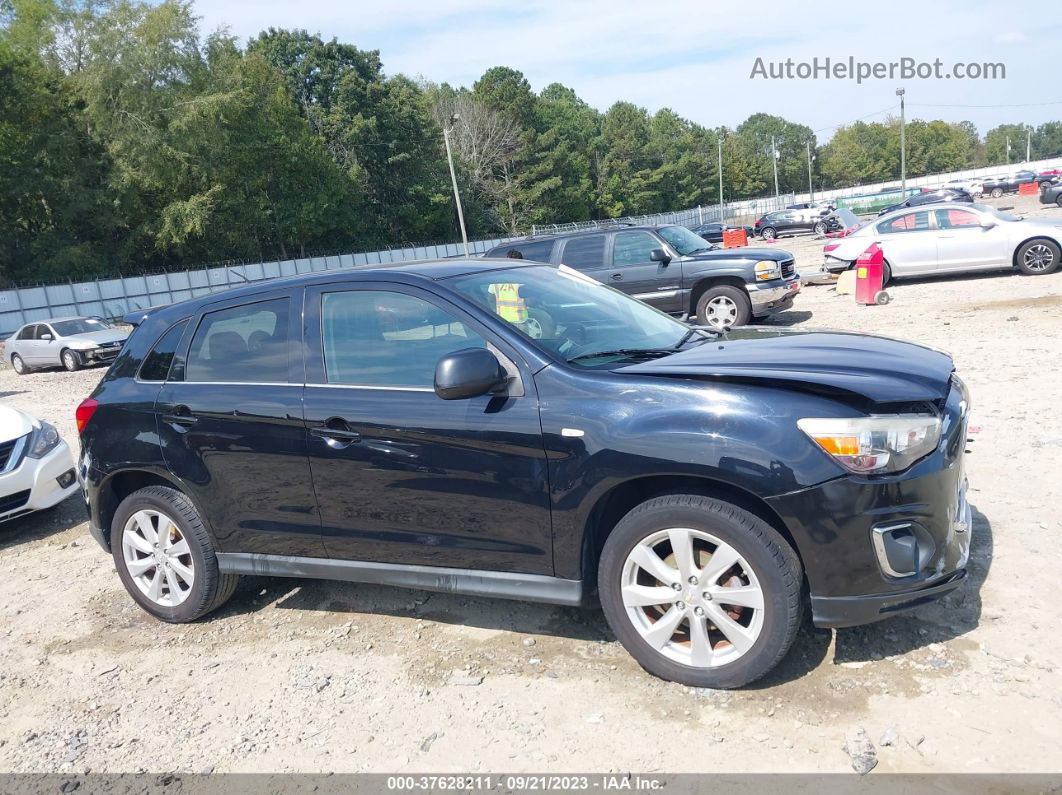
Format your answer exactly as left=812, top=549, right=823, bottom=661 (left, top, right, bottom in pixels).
left=56, top=469, right=76, bottom=489
left=872, top=522, right=931, bottom=578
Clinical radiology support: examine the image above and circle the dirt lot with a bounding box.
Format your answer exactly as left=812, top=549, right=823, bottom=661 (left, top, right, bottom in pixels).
left=2, top=194, right=1062, bottom=775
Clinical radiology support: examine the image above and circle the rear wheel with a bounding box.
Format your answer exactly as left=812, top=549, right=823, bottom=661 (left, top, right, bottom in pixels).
left=881, top=259, right=893, bottom=287
left=695, top=285, right=752, bottom=330
left=813, top=221, right=826, bottom=235
left=991, top=187, right=1003, bottom=198
left=10, top=354, right=28, bottom=375
left=61, top=348, right=82, bottom=372
left=598, top=494, right=803, bottom=688
left=1016, top=239, right=1061, bottom=275
left=1056, top=195, right=1062, bottom=209
left=112, top=486, right=239, bottom=623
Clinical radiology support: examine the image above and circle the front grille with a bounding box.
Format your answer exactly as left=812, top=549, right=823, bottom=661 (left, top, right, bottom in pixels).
left=0, top=489, right=30, bottom=514
left=0, top=438, right=17, bottom=471
left=780, top=259, right=795, bottom=279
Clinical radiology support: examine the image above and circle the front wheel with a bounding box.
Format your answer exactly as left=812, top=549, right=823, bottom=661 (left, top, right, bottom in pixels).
left=813, top=222, right=826, bottom=235
left=62, top=349, right=82, bottom=372
left=760, top=227, right=777, bottom=240
left=1016, top=239, right=1061, bottom=275
left=598, top=494, right=803, bottom=688
left=695, top=285, right=752, bottom=329
left=112, top=486, right=239, bottom=623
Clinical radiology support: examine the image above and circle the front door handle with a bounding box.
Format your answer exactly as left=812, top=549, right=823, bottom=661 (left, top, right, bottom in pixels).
left=610, top=272, right=623, bottom=281
left=311, top=417, right=362, bottom=446
left=162, top=405, right=197, bottom=427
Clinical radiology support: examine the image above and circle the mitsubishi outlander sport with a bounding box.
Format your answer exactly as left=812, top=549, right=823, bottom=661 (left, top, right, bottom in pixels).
left=77, top=260, right=971, bottom=688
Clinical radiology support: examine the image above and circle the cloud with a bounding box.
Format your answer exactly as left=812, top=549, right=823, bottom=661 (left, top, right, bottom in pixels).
left=993, top=31, right=1027, bottom=44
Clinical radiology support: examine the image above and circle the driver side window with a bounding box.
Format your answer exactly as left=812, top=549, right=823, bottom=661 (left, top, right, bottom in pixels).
left=612, top=231, right=660, bottom=267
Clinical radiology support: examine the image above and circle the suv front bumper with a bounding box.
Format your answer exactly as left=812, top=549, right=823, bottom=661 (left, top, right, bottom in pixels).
left=749, top=277, right=801, bottom=315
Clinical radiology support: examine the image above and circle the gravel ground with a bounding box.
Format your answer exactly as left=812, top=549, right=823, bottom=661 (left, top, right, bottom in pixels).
left=2, top=194, right=1062, bottom=775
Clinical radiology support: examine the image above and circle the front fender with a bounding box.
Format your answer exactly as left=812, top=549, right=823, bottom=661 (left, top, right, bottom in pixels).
left=534, top=365, right=854, bottom=578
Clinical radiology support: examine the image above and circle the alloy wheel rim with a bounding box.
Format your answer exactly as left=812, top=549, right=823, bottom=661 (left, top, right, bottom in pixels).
left=705, top=296, right=738, bottom=329
left=1024, top=244, right=1054, bottom=272
left=121, top=509, right=194, bottom=607
left=621, top=528, right=764, bottom=668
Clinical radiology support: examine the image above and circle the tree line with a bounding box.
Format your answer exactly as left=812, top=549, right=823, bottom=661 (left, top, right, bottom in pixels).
left=2, top=0, right=1061, bottom=285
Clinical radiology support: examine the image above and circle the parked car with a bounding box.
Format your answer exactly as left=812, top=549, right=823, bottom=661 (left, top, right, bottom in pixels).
left=877, top=188, right=974, bottom=216
left=1, top=406, right=78, bottom=522
left=689, top=223, right=755, bottom=244
left=822, top=203, right=1061, bottom=283
left=753, top=210, right=829, bottom=239
left=943, top=178, right=984, bottom=197
left=77, top=260, right=972, bottom=689
left=785, top=201, right=834, bottom=221
left=980, top=171, right=1038, bottom=198
left=1041, top=182, right=1062, bottom=207
left=6, top=316, right=128, bottom=374
left=485, top=225, right=800, bottom=329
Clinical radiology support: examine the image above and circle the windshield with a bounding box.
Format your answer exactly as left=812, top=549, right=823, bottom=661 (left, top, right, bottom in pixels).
left=448, top=265, right=698, bottom=367
left=973, top=203, right=1022, bottom=222
left=658, top=226, right=713, bottom=255
left=51, top=317, right=115, bottom=336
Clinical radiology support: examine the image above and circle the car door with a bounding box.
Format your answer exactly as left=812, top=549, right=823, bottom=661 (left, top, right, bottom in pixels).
left=13, top=325, right=39, bottom=363
left=302, top=282, right=553, bottom=574
left=604, top=230, right=682, bottom=313
left=155, top=290, right=325, bottom=558
left=36, top=323, right=61, bottom=365
left=875, top=210, right=937, bottom=275
left=933, top=207, right=1010, bottom=272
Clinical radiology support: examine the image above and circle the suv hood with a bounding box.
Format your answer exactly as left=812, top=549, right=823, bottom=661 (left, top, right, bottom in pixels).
left=685, top=247, right=790, bottom=263
left=620, top=328, right=954, bottom=403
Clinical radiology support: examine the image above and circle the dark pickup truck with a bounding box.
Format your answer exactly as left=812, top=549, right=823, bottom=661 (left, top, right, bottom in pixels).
left=486, top=224, right=800, bottom=329
left=981, top=170, right=1037, bottom=198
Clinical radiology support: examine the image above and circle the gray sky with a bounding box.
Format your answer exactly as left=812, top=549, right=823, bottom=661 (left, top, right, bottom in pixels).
left=194, top=0, right=1061, bottom=139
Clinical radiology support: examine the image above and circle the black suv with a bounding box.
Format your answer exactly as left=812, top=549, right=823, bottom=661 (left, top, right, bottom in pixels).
left=877, top=188, right=974, bottom=216
left=485, top=224, right=799, bottom=329
left=753, top=210, right=829, bottom=240
left=77, top=261, right=971, bottom=689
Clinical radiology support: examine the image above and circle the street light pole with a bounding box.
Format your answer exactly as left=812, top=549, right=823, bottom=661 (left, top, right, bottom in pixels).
left=806, top=140, right=814, bottom=203
left=1027, top=128, right=1032, bottom=163
left=771, top=135, right=780, bottom=200
left=717, top=134, right=724, bottom=222
left=896, top=87, right=906, bottom=194
left=1006, top=135, right=1011, bottom=165
left=442, top=114, right=469, bottom=257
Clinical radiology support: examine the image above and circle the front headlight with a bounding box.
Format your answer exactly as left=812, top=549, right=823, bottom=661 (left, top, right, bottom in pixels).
left=27, top=421, right=62, bottom=459
left=754, top=260, right=781, bottom=281
left=797, top=414, right=941, bottom=474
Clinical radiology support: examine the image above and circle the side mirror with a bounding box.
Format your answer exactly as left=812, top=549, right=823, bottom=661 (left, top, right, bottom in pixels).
left=434, top=347, right=508, bottom=400
left=979, top=217, right=996, bottom=230
left=40, top=333, right=53, bottom=341
left=649, top=248, right=671, bottom=264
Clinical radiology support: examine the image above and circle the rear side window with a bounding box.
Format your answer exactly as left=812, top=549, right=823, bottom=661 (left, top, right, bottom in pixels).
left=878, top=211, right=930, bottom=234
left=138, top=321, right=188, bottom=382
left=559, top=235, right=606, bottom=270
left=16, top=326, right=34, bottom=341
left=496, top=240, right=555, bottom=262
left=186, top=298, right=290, bottom=383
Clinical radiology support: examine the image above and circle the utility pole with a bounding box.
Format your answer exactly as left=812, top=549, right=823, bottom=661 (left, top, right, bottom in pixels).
left=717, top=134, right=724, bottom=222
left=1006, top=135, right=1011, bottom=165
left=771, top=135, right=780, bottom=199
left=806, top=140, right=814, bottom=203
left=442, top=114, right=469, bottom=257
left=896, top=87, right=906, bottom=193
left=1027, top=128, right=1032, bottom=163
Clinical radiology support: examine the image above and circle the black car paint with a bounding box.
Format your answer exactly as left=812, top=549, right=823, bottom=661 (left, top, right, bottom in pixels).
left=982, top=171, right=1037, bottom=195
left=689, top=223, right=755, bottom=243
left=1040, top=183, right=1062, bottom=206
left=485, top=226, right=799, bottom=320
left=877, top=188, right=974, bottom=216
left=81, top=261, right=968, bottom=628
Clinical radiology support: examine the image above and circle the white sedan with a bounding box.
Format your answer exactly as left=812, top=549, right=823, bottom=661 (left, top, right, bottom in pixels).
left=0, top=406, right=78, bottom=522
left=822, top=203, right=1062, bottom=284
left=943, top=177, right=984, bottom=197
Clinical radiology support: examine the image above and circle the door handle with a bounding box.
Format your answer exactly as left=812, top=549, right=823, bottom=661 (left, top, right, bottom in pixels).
left=311, top=417, right=361, bottom=445
left=610, top=273, right=623, bottom=281
left=162, top=405, right=197, bottom=427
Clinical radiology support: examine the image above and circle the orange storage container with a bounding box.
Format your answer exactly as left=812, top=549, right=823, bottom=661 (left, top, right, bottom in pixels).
left=1018, top=182, right=1039, bottom=196
left=721, top=228, right=748, bottom=248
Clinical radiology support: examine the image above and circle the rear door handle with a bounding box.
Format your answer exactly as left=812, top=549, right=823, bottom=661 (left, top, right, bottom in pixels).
left=162, top=405, right=197, bottom=426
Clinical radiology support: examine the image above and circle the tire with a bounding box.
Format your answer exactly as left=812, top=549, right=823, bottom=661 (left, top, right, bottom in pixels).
left=1016, top=238, right=1061, bottom=276
left=695, top=285, right=752, bottom=329
left=10, top=354, right=28, bottom=375
left=760, top=227, right=776, bottom=240
left=881, top=259, right=892, bottom=287
left=112, top=486, right=239, bottom=623
left=61, top=348, right=82, bottom=372
left=1056, top=195, right=1062, bottom=209
left=813, top=222, right=826, bottom=236
left=991, top=187, right=1003, bottom=198
left=598, top=494, right=803, bottom=689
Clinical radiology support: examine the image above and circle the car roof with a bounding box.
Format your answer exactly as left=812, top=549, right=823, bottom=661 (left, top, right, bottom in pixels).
left=20, top=315, right=93, bottom=328
left=493, top=224, right=675, bottom=247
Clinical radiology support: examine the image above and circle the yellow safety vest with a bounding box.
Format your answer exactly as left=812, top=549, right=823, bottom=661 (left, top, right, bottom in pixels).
left=490, top=283, right=528, bottom=323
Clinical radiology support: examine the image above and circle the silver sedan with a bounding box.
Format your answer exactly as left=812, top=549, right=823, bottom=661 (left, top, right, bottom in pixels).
left=5, top=316, right=128, bottom=374
left=822, top=203, right=1062, bottom=284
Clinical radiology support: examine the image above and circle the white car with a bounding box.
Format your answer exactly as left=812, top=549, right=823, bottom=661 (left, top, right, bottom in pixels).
left=943, top=178, right=984, bottom=198
left=821, top=203, right=1062, bottom=283
left=0, top=406, right=78, bottom=522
